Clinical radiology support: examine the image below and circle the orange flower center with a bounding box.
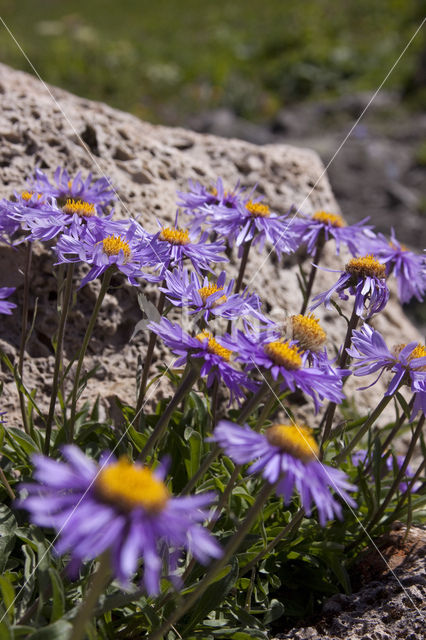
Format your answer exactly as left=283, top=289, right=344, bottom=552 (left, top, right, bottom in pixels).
left=345, top=255, right=386, bottom=279
left=159, top=227, right=190, bottom=245
left=196, top=330, right=232, bottom=361
left=266, top=424, right=319, bottom=462
left=264, top=341, right=302, bottom=370
left=312, top=211, right=345, bottom=228
left=246, top=200, right=271, bottom=218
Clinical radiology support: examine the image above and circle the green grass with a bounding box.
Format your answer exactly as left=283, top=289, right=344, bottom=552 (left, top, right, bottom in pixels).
left=0, top=0, right=424, bottom=123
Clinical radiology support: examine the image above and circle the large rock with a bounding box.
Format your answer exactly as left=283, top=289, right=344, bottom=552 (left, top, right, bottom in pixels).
left=0, top=63, right=422, bottom=441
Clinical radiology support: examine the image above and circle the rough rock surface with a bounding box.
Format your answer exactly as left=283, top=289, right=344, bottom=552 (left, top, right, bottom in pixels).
left=274, top=524, right=426, bottom=640
left=0, top=63, right=422, bottom=441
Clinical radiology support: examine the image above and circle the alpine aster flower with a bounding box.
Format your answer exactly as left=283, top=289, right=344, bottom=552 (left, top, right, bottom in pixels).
left=18, top=446, right=221, bottom=593
left=362, top=229, right=426, bottom=304
left=148, top=318, right=258, bottom=404
left=347, top=324, right=426, bottom=420
left=143, top=222, right=227, bottom=277
left=160, top=268, right=271, bottom=327
left=178, top=177, right=246, bottom=231
left=311, top=255, right=389, bottom=318
left=29, top=167, right=115, bottom=212
left=211, top=197, right=297, bottom=257
left=212, top=421, right=357, bottom=526
left=228, top=330, right=347, bottom=412
left=352, top=449, right=422, bottom=493
left=0, top=287, right=16, bottom=315
left=55, top=219, right=166, bottom=287
left=291, top=211, right=374, bottom=256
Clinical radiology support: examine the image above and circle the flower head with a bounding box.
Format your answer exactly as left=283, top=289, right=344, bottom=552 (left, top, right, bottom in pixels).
left=18, top=446, right=221, bottom=593
left=29, top=167, right=115, bottom=212
left=347, top=324, right=426, bottom=420
left=311, top=255, right=389, bottom=318
left=160, top=268, right=271, bottom=328
left=55, top=219, right=165, bottom=287
left=228, top=330, right=347, bottom=412
left=292, top=211, right=374, bottom=256
left=212, top=421, right=356, bottom=526
left=0, top=287, right=16, bottom=315
left=144, top=220, right=227, bottom=277
left=362, top=229, right=426, bottom=304
left=148, top=318, right=258, bottom=404
left=178, top=178, right=246, bottom=231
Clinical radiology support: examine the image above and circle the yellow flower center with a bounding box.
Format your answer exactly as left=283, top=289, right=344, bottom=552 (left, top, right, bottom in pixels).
left=196, top=330, right=232, bottom=361
left=95, top=459, right=170, bottom=513
left=198, top=284, right=227, bottom=306
left=246, top=200, right=271, bottom=218
left=62, top=199, right=96, bottom=218
left=102, top=235, right=132, bottom=260
left=393, top=343, right=426, bottom=371
left=312, top=211, right=345, bottom=228
left=266, top=424, right=319, bottom=462
left=290, top=314, right=326, bottom=352
left=264, top=341, right=302, bottom=370
left=21, top=191, right=42, bottom=202
left=345, top=255, right=386, bottom=279
left=159, top=227, right=190, bottom=245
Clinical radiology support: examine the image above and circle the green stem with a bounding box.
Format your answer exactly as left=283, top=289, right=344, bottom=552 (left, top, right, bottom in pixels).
left=0, top=465, right=15, bottom=501
left=320, top=304, right=360, bottom=449
left=18, top=242, right=32, bottom=435
left=240, top=508, right=305, bottom=577
left=135, top=290, right=166, bottom=415
left=147, top=481, right=274, bottom=640
left=300, top=238, right=324, bottom=315
left=389, top=458, right=425, bottom=522
left=181, top=445, right=220, bottom=495
left=139, top=366, right=199, bottom=462
left=364, top=415, right=424, bottom=535
left=69, top=269, right=113, bottom=442
left=45, top=263, right=75, bottom=454
left=234, top=238, right=253, bottom=295
left=333, top=394, right=394, bottom=465
left=70, top=553, right=111, bottom=640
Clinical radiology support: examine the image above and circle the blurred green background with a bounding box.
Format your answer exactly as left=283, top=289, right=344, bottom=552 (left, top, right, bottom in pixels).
left=0, top=0, right=424, bottom=125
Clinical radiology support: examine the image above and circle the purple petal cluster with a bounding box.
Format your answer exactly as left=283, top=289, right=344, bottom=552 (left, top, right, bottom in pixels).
left=160, top=268, right=271, bottom=327
left=29, top=167, right=115, bottom=212
left=55, top=219, right=166, bottom=287
left=0, top=287, right=16, bottom=315
left=362, top=229, right=426, bottom=304
left=311, top=256, right=389, bottom=319
left=291, top=211, right=374, bottom=256
left=228, top=330, right=347, bottom=412
left=212, top=421, right=357, bottom=526
left=347, top=324, right=426, bottom=420
left=148, top=317, right=259, bottom=404
left=18, top=446, right=221, bottom=593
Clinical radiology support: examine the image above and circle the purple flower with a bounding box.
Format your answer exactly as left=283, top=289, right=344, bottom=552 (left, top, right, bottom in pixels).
left=311, top=255, right=389, bottom=318
left=178, top=178, right=246, bottom=231
left=352, top=449, right=421, bottom=493
left=18, top=446, right=221, bottom=593
left=29, top=167, right=115, bottom=212
left=143, top=221, right=227, bottom=277
left=211, top=197, right=297, bottom=257
left=160, top=268, right=271, bottom=328
left=228, top=330, right=347, bottom=412
left=148, top=318, right=258, bottom=404
left=0, top=287, right=16, bottom=315
left=362, top=229, right=426, bottom=304
left=292, top=211, right=374, bottom=256
left=55, top=219, right=165, bottom=287
left=347, top=324, right=426, bottom=420
left=212, top=421, right=356, bottom=526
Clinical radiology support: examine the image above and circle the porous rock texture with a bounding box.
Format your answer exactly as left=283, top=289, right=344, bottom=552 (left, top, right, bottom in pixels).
left=274, top=524, right=426, bottom=640
left=0, top=63, right=422, bottom=442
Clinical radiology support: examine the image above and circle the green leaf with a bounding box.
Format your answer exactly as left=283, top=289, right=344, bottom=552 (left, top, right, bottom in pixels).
left=28, top=620, right=73, bottom=639
left=6, top=428, right=39, bottom=456
left=263, top=598, right=285, bottom=625
left=0, top=505, right=17, bottom=572
left=183, top=558, right=239, bottom=633
left=127, top=425, right=148, bottom=452
left=0, top=574, right=15, bottom=621
left=395, top=392, right=411, bottom=419
left=184, top=428, right=202, bottom=478
left=48, top=568, right=65, bottom=623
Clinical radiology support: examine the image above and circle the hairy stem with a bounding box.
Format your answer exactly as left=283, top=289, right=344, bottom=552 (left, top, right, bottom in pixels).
left=300, top=238, right=324, bottom=315
left=45, top=263, right=75, bottom=454
left=69, top=269, right=113, bottom=442
left=70, top=553, right=111, bottom=640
